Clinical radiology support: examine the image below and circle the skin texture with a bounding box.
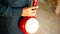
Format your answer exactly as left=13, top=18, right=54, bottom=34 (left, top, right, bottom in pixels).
left=22, top=6, right=38, bottom=16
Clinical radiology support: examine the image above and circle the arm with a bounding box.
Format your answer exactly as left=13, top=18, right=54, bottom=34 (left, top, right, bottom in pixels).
left=0, top=0, right=28, bottom=16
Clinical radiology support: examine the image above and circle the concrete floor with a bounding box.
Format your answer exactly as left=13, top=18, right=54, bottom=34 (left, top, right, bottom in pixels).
left=31, top=0, right=60, bottom=34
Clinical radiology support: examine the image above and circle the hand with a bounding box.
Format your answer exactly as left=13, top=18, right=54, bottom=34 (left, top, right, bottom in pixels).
left=22, top=6, right=38, bottom=16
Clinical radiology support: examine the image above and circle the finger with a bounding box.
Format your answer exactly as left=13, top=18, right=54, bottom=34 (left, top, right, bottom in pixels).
left=35, top=6, right=39, bottom=8
left=28, top=9, right=36, bottom=13
left=29, top=6, right=38, bottom=9
left=32, top=10, right=36, bottom=12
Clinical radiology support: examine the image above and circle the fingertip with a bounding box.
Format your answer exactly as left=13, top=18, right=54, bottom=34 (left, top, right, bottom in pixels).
left=29, top=6, right=39, bottom=9
left=36, top=6, right=39, bottom=8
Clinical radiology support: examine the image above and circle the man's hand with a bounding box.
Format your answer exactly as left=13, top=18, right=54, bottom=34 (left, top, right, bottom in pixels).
left=22, top=6, right=38, bottom=16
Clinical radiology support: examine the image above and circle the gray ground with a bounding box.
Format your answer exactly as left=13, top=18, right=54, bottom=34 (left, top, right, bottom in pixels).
left=32, top=0, right=60, bottom=34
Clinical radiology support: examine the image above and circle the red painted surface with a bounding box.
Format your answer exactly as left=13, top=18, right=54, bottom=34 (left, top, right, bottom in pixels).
left=33, top=0, right=38, bottom=6
left=19, top=16, right=36, bottom=34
